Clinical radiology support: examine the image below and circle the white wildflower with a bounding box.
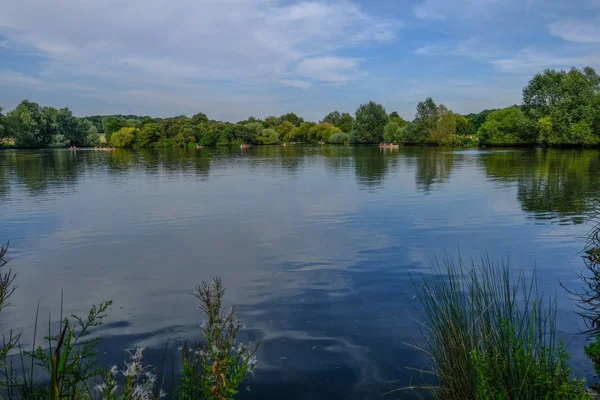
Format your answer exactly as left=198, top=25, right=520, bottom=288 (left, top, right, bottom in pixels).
left=95, top=383, right=106, bottom=392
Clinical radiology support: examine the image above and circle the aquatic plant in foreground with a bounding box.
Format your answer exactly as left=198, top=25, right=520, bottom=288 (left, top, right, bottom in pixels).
left=0, top=243, right=258, bottom=400
left=409, top=256, right=589, bottom=399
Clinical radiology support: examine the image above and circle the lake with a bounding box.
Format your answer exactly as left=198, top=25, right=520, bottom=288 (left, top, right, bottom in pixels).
left=1, top=146, right=599, bottom=399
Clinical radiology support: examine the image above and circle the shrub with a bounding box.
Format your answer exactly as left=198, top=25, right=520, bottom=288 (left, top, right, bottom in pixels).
left=110, top=127, right=138, bottom=148
left=256, top=128, right=279, bottom=144
left=0, top=244, right=258, bottom=400
left=383, top=121, right=404, bottom=144
left=328, top=132, right=349, bottom=144
left=478, top=107, right=538, bottom=146
left=412, top=256, right=589, bottom=399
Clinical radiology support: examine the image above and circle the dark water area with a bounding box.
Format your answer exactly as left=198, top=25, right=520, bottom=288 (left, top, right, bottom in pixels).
left=1, top=146, right=599, bottom=399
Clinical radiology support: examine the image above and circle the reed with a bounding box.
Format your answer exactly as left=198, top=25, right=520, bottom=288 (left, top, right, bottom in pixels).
left=412, top=255, right=588, bottom=399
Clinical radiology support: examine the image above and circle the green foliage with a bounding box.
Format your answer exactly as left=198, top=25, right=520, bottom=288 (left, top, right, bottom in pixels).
left=0, top=244, right=257, bottom=400
left=309, top=122, right=341, bottom=143
left=103, top=117, right=127, bottom=144
left=27, top=301, right=113, bottom=399
left=523, top=67, right=600, bottom=146
left=277, top=121, right=295, bottom=142
left=383, top=120, right=404, bottom=144
left=352, top=101, right=388, bottom=144
left=0, top=244, right=19, bottom=391
left=328, top=132, right=349, bottom=144
left=244, top=122, right=264, bottom=144
left=429, top=107, right=456, bottom=145
left=278, top=112, right=303, bottom=127
left=322, top=111, right=342, bottom=126
left=191, top=112, right=209, bottom=125
left=137, top=123, right=163, bottom=148
left=478, top=107, right=538, bottom=146
left=173, top=126, right=198, bottom=147
left=414, top=256, right=590, bottom=400
left=465, top=109, right=501, bottom=131
left=285, top=122, right=315, bottom=143
left=7, top=101, right=54, bottom=148
left=256, top=128, right=279, bottom=144
left=2, top=66, right=598, bottom=149
left=338, top=113, right=354, bottom=133
left=585, top=336, right=600, bottom=377
left=110, top=127, right=138, bottom=148
left=455, top=114, right=476, bottom=136
left=412, top=98, right=462, bottom=145
left=198, top=123, right=220, bottom=146
left=175, top=278, right=259, bottom=400
left=263, top=116, right=279, bottom=128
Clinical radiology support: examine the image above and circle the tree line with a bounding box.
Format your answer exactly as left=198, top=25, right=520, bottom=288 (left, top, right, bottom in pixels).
left=1, top=66, right=599, bottom=149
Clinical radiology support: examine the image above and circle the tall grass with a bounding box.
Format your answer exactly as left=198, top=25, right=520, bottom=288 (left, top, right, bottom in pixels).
left=413, top=256, right=588, bottom=399
left=0, top=243, right=258, bottom=400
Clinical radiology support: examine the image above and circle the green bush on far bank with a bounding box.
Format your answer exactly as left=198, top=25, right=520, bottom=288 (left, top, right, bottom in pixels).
left=1, top=66, right=599, bottom=149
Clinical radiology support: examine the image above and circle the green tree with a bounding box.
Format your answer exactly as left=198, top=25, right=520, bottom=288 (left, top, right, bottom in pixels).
left=383, top=120, right=404, bottom=144
left=110, top=127, right=138, bottom=147
left=455, top=114, right=476, bottom=136
left=137, top=123, right=163, bottom=147
left=352, top=101, right=388, bottom=144
left=322, top=111, right=342, bottom=126
left=338, top=113, right=354, bottom=133
left=286, top=122, right=315, bottom=142
left=328, top=132, right=349, bottom=144
left=256, top=128, right=279, bottom=144
left=522, top=66, right=600, bottom=145
left=244, top=122, right=264, bottom=144
left=8, top=100, right=54, bottom=148
left=466, top=109, right=501, bottom=131
left=0, top=107, right=5, bottom=142
left=389, top=111, right=401, bottom=119
left=103, top=117, right=127, bottom=144
left=279, top=113, right=304, bottom=127
left=308, top=122, right=341, bottom=143
left=263, top=116, right=279, bottom=128
left=414, top=97, right=439, bottom=138
left=191, top=112, right=209, bottom=125
left=277, top=121, right=295, bottom=142
left=55, top=108, right=83, bottom=146
left=478, top=107, right=538, bottom=146
left=173, top=126, right=198, bottom=147
left=431, top=109, right=457, bottom=145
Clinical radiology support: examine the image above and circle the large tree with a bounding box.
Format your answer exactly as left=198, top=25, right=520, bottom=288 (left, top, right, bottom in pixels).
left=478, top=107, right=538, bottom=146
left=8, top=100, right=54, bottom=148
left=522, top=66, right=600, bottom=145
left=279, top=113, right=304, bottom=127
left=352, top=101, right=388, bottom=144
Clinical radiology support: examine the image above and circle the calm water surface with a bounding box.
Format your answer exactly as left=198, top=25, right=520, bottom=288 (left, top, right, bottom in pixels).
left=1, top=146, right=599, bottom=399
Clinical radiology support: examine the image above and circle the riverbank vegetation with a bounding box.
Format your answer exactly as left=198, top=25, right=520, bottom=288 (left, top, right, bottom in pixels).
left=0, top=243, right=258, bottom=399
left=412, top=257, right=589, bottom=399
left=1, top=66, right=599, bottom=149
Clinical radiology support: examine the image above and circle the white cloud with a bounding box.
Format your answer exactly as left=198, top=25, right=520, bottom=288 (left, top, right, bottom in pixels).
left=280, top=79, right=312, bottom=89
left=491, top=48, right=600, bottom=73
left=549, top=19, right=600, bottom=43
left=0, top=0, right=398, bottom=88
left=413, top=0, right=501, bottom=20
left=296, top=57, right=364, bottom=83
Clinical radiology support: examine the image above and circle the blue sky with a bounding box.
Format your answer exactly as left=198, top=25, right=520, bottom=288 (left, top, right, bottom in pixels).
left=0, top=0, right=599, bottom=121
